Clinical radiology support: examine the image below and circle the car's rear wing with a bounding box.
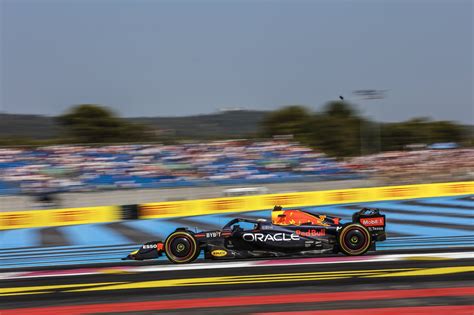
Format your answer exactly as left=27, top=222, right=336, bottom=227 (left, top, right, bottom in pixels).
left=352, top=208, right=386, bottom=240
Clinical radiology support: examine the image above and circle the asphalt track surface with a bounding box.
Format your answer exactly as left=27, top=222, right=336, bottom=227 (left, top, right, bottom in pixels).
left=1, top=247, right=473, bottom=314
left=1, top=195, right=472, bottom=314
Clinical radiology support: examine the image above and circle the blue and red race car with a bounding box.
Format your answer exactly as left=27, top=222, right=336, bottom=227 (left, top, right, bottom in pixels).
left=124, top=206, right=386, bottom=264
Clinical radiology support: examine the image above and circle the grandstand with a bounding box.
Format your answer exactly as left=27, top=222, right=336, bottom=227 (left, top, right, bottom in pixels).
left=0, top=140, right=356, bottom=195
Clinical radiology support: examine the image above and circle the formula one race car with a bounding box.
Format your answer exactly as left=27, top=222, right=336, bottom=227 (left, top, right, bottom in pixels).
left=123, top=206, right=386, bottom=264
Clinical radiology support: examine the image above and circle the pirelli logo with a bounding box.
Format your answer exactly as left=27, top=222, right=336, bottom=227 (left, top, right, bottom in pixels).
left=382, top=187, right=417, bottom=198
left=1, top=213, right=33, bottom=227
left=53, top=210, right=92, bottom=223
left=443, top=183, right=471, bottom=194
left=264, top=194, right=304, bottom=207
left=207, top=199, right=242, bottom=211
left=140, top=203, right=182, bottom=217
left=327, top=190, right=358, bottom=202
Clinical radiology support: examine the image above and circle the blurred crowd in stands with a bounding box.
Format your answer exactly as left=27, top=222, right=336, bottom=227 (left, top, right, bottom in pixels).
left=347, top=148, right=474, bottom=184
left=0, top=141, right=354, bottom=195
left=0, top=140, right=472, bottom=196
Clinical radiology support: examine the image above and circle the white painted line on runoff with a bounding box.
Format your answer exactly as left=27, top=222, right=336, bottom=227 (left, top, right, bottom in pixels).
left=132, top=261, right=257, bottom=273
left=1, top=251, right=473, bottom=280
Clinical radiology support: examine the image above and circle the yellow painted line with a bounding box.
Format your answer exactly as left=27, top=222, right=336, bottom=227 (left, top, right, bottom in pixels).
left=3, top=266, right=472, bottom=297
left=70, top=276, right=352, bottom=292
left=0, top=282, right=123, bottom=295
left=363, top=266, right=474, bottom=278
left=0, top=269, right=415, bottom=296
left=0, top=291, right=51, bottom=297
left=205, top=268, right=413, bottom=279
left=70, top=269, right=415, bottom=292
left=100, top=269, right=131, bottom=274
left=403, top=256, right=452, bottom=261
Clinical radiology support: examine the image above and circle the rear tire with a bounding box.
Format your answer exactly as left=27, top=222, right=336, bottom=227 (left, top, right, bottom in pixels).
left=337, top=223, right=372, bottom=256
left=164, top=231, right=200, bottom=264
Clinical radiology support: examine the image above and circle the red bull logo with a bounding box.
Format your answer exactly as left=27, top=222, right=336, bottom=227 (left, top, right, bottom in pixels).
left=296, top=229, right=326, bottom=237
left=272, top=209, right=327, bottom=226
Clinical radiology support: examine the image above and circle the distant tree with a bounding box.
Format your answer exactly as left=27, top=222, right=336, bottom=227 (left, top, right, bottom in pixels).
left=427, top=121, right=465, bottom=143
left=381, top=123, right=414, bottom=151
left=56, top=104, right=152, bottom=143
left=261, top=102, right=364, bottom=156
left=261, top=101, right=469, bottom=157
left=310, top=101, right=363, bottom=156
left=262, top=106, right=312, bottom=140
left=381, top=118, right=466, bottom=150
left=323, top=101, right=357, bottom=118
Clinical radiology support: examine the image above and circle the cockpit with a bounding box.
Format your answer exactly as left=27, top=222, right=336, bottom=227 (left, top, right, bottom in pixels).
left=223, top=218, right=268, bottom=231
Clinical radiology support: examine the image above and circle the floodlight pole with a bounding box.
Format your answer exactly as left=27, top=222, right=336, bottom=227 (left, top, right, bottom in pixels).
left=352, top=90, right=387, bottom=155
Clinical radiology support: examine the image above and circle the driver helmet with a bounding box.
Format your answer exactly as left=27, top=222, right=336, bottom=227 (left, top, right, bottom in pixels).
left=273, top=205, right=283, bottom=211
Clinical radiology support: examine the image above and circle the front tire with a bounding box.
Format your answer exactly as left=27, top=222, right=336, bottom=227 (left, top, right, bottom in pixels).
left=164, top=231, right=200, bottom=264
left=337, top=223, right=372, bottom=256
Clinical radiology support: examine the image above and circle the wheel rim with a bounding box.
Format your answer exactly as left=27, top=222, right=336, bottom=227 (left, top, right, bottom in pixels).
left=340, top=225, right=370, bottom=255
left=344, top=229, right=366, bottom=250
left=170, top=237, right=192, bottom=258
left=166, top=233, right=197, bottom=263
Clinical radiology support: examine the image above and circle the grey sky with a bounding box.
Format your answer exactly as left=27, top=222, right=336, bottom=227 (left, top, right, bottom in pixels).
left=1, top=0, right=473, bottom=123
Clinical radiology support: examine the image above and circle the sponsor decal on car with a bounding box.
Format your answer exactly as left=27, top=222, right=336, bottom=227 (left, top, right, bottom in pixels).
left=142, top=243, right=164, bottom=250
left=211, top=249, right=227, bottom=257
left=272, top=210, right=328, bottom=226
left=142, top=244, right=158, bottom=249
left=206, top=231, right=221, bottom=238
left=368, top=226, right=384, bottom=231
left=243, top=233, right=300, bottom=242
left=295, top=229, right=326, bottom=237
left=360, top=217, right=385, bottom=226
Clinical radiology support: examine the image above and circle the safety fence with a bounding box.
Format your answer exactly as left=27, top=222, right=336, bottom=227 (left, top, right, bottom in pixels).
left=1, top=181, right=472, bottom=230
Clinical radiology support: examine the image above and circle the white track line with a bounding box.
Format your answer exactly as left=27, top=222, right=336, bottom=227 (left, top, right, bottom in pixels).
left=1, top=251, right=473, bottom=280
